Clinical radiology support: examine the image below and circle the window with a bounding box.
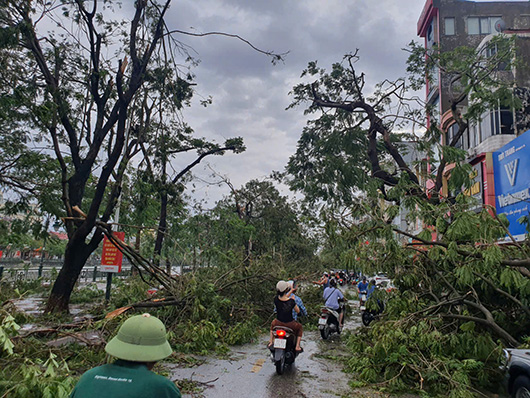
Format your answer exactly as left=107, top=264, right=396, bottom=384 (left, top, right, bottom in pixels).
left=485, top=43, right=497, bottom=58
left=490, top=108, right=500, bottom=136
left=482, top=42, right=508, bottom=71
left=467, top=16, right=501, bottom=35
left=480, top=17, right=491, bottom=34
left=469, top=124, right=478, bottom=148
left=445, top=123, right=462, bottom=148
left=444, top=17, right=455, bottom=35
left=468, top=17, right=480, bottom=34
left=499, top=108, right=514, bottom=135
left=480, top=112, right=492, bottom=140
left=478, top=106, right=514, bottom=139
left=428, top=64, right=439, bottom=95
left=426, top=20, right=437, bottom=48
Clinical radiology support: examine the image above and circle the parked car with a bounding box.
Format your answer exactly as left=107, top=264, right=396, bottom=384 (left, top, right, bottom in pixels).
left=374, top=272, right=390, bottom=285
left=377, top=279, right=397, bottom=293
left=503, top=348, right=530, bottom=398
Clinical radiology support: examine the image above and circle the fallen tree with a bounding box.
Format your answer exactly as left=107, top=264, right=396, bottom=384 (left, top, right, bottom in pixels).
left=286, top=42, right=529, bottom=396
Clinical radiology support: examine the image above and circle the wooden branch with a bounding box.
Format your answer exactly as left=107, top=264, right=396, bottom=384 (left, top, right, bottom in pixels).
left=20, top=9, right=81, bottom=170
left=501, top=260, right=530, bottom=278
left=171, top=145, right=239, bottom=185
left=442, top=313, right=519, bottom=347
left=215, top=274, right=270, bottom=293
left=398, top=226, right=530, bottom=278
left=408, top=294, right=470, bottom=318
left=311, top=84, right=421, bottom=188
left=163, top=29, right=288, bottom=61
left=472, top=271, right=530, bottom=317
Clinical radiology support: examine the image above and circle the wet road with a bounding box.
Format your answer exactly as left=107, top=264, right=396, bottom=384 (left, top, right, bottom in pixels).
left=169, top=301, right=361, bottom=398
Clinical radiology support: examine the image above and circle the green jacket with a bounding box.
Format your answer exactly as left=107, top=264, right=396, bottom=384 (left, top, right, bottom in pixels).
left=70, top=360, right=181, bottom=398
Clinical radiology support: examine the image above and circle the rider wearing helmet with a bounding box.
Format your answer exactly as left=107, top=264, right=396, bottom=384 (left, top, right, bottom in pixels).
left=268, top=280, right=304, bottom=352
left=70, top=313, right=181, bottom=398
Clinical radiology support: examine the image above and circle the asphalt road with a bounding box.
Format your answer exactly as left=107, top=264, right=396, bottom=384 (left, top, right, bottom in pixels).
left=168, top=300, right=361, bottom=398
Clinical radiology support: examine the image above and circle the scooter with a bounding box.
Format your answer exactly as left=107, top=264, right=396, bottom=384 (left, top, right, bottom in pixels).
left=318, top=306, right=341, bottom=339
left=359, top=291, right=367, bottom=310
left=361, top=299, right=384, bottom=326
left=269, top=326, right=298, bottom=375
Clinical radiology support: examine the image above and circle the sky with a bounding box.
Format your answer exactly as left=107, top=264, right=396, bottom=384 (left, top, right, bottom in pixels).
left=162, top=0, right=429, bottom=207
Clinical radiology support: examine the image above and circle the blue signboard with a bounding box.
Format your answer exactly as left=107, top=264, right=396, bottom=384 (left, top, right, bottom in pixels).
left=493, top=130, right=530, bottom=242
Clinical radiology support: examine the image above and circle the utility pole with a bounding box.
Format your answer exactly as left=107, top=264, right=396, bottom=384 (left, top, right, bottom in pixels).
left=105, top=196, right=121, bottom=302
left=38, top=218, right=50, bottom=278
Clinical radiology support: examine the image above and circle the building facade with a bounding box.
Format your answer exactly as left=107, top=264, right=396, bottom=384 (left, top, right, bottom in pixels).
left=417, top=0, right=530, bottom=212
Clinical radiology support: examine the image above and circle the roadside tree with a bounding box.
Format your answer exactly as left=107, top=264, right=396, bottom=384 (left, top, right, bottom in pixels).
left=0, top=0, right=279, bottom=312
left=287, top=40, right=530, bottom=395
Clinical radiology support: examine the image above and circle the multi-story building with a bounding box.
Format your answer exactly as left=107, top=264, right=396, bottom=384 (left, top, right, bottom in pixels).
left=417, top=0, right=530, bottom=218
left=418, top=0, right=530, bottom=142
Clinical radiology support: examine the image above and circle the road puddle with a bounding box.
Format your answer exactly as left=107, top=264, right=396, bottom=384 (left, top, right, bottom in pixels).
left=169, top=314, right=362, bottom=398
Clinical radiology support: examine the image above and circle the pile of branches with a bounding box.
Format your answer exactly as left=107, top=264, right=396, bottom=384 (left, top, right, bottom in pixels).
left=336, top=199, right=529, bottom=397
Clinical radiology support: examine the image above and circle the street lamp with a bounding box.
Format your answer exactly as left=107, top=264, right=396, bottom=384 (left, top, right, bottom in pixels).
left=38, top=218, right=51, bottom=278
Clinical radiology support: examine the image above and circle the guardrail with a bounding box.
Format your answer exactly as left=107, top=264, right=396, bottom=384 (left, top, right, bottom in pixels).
left=0, top=258, right=133, bottom=282
left=0, top=258, right=191, bottom=282
left=0, top=264, right=133, bottom=282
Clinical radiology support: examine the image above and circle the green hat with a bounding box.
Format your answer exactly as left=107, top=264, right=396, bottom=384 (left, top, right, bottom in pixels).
left=105, top=313, right=173, bottom=362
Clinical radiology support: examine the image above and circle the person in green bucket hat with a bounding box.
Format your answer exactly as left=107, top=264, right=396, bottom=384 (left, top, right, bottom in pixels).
left=70, top=313, right=181, bottom=398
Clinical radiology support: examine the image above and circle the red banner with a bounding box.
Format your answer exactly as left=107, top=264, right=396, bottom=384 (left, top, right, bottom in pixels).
left=101, top=232, right=125, bottom=273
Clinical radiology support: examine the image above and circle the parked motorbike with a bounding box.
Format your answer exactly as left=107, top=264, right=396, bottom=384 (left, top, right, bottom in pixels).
left=269, top=326, right=298, bottom=375
left=318, top=306, right=342, bottom=339
left=361, top=299, right=384, bottom=326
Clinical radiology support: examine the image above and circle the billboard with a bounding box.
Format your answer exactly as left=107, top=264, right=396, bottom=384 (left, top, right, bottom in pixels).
left=493, top=130, right=530, bottom=242
left=463, top=162, right=484, bottom=212
left=100, top=232, right=125, bottom=273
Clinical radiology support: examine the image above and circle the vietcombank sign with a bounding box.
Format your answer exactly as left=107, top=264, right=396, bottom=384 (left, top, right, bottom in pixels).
left=493, top=130, right=530, bottom=242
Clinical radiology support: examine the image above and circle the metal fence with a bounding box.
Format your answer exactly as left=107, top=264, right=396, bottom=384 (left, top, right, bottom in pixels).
left=0, top=258, right=133, bottom=282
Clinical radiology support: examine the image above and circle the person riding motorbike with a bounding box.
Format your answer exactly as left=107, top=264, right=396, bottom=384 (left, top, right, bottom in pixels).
left=357, top=276, right=368, bottom=294
left=288, top=280, right=307, bottom=321
left=357, top=276, right=369, bottom=305
left=268, top=280, right=303, bottom=353
left=323, top=278, right=345, bottom=329
left=70, top=313, right=181, bottom=398
left=362, top=279, right=385, bottom=325
left=367, top=279, right=376, bottom=298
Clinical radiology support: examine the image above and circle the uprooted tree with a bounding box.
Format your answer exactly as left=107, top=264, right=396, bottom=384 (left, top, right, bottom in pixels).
left=0, top=0, right=283, bottom=313
left=287, top=39, right=529, bottom=394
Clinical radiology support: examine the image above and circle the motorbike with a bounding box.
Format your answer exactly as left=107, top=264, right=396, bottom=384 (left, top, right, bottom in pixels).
left=361, top=299, right=384, bottom=326
left=359, top=291, right=367, bottom=310
left=269, top=326, right=298, bottom=375
left=318, top=305, right=342, bottom=339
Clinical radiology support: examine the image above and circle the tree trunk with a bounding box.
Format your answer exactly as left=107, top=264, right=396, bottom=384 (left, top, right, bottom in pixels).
left=45, top=239, right=91, bottom=313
